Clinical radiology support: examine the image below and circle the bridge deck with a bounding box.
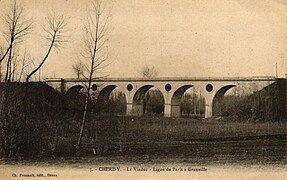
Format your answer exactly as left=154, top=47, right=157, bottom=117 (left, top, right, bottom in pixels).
left=44, top=76, right=277, bottom=82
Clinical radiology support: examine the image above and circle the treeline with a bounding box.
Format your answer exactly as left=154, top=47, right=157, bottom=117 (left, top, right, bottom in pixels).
left=213, top=79, right=287, bottom=122
left=65, top=89, right=206, bottom=117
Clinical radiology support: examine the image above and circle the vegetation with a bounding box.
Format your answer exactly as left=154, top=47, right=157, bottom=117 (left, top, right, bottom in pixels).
left=0, top=83, right=63, bottom=158
left=214, top=80, right=287, bottom=122
left=0, top=0, right=67, bottom=158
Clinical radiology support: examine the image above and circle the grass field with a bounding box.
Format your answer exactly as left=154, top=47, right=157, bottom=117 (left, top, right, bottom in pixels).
left=85, top=116, right=287, bottom=142
left=44, top=116, right=286, bottom=157
left=1, top=116, right=286, bottom=167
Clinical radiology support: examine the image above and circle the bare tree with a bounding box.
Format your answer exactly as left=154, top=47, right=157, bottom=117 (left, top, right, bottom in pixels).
left=25, top=13, right=67, bottom=83
left=77, top=0, right=110, bottom=148
left=17, top=50, right=28, bottom=81
left=141, top=65, right=158, bottom=78
left=1, top=0, right=33, bottom=82
left=139, top=65, right=161, bottom=115
left=23, top=12, right=67, bottom=117
left=72, top=61, right=84, bottom=79
left=0, top=47, right=3, bottom=59
left=24, top=13, right=67, bottom=120
left=0, top=42, right=10, bottom=64
left=19, top=13, right=68, bottom=157
left=0, top=47, right=3, bottom=81
left=10, top=50, right=18, bottom=81
left=0, top=0, right=33, bottom=157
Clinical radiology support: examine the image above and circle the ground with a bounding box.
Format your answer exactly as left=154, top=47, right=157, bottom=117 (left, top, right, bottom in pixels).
left=1, top=117, right=286, bottom=168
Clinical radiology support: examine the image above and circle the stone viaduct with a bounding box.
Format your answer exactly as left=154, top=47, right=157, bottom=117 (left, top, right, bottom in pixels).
left=44, top=76, right=276, bottom=118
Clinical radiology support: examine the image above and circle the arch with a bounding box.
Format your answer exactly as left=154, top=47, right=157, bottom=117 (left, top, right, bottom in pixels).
left=133, top=85, right=154, bottom=105
left=171, top=85, right=193, bottom=105
left=97, top=85, right=118, bottom=101
left=96, top=85, right=128, bottom=115
left=212, top=85, right=236, bottom=116
left=66, top=85, right=84, bottom=95
left=170, top=85, right=193, bottom=117
left=65, top=85, right=85, bottom=115
left=132, top=85, right=165, bottom=116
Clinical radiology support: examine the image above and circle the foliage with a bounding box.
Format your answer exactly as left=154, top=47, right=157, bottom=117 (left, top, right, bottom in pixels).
left=180, top=93, right=205, bottom=117
left=0, top=83, right=63, bottom=158
left=213, top=80, right=287, bottom=122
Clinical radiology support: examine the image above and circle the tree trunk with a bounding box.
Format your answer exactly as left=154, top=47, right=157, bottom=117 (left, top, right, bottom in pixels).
left=77, top=92, right=90, bottom=147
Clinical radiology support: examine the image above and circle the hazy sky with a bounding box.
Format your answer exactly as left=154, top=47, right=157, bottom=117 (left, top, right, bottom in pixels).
left=1, top=0, right=287, bottom=78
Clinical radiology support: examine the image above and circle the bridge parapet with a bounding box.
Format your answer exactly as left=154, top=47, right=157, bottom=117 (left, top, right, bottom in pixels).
left=44, top=76, right=276, bottom=82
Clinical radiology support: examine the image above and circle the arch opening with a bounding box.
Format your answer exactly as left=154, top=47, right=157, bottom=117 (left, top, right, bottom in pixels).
left=95, top=85, right=127, bottom=116
left=179, top=87, right=205, bottom=118
left=65, top=85, right=85, bottom=115
left=171, top=85, right=205, bottom=117
left=66, top=85, right=84, bottom=95
left=212, top=85, right=236, bottom=116
left=132, top=85, right=165, bottom=116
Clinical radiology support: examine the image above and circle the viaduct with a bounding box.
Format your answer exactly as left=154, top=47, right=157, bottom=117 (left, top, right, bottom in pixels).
left=45, top=76, right=276, bottom=118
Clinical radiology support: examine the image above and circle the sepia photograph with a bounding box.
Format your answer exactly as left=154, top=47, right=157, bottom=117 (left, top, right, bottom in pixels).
left=0, top=0, right=286, bottom=179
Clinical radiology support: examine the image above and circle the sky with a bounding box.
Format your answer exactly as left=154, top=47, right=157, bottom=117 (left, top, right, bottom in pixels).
left=0, top=0, right=287, bottom=79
